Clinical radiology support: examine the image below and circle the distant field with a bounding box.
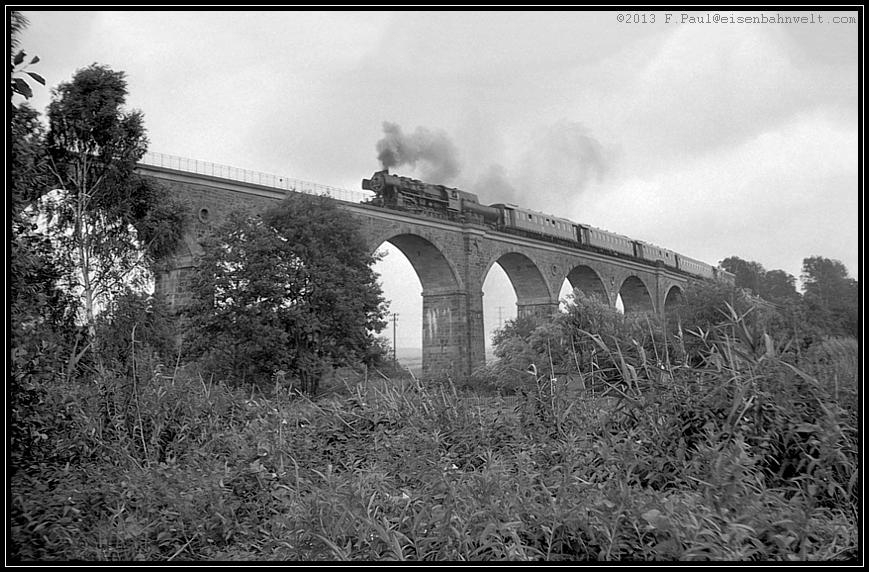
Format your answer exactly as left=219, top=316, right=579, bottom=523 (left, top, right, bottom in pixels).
left=394, top=347, right=497, bottom=374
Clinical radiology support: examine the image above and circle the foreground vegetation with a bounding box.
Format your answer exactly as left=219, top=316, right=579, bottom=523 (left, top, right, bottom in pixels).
left=8, top=12, right=859, bottom=562
left=10, top=305, right=859, bottom=561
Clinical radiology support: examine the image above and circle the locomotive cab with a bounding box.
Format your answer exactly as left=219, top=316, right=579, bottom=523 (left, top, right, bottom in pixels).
left=446, top=189, right=461, bottom=212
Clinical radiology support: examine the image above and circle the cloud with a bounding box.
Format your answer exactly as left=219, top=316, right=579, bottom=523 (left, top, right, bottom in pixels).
left=609, top=23, right=857, bottom=162
left=579, top=108, right=858, bottom=281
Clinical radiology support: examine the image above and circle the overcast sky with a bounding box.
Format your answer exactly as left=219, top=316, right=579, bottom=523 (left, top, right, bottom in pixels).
left=17, top=10, right=860, bottom=351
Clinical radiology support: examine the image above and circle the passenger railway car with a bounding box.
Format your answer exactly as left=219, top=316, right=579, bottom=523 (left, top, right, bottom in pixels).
left=576, top=224, right=635, bottom=257
left=676, top=254, right=715, bottom=279
left=635, top=241, right=678, bottom=267
left=491, top=204, right=576, bottom=241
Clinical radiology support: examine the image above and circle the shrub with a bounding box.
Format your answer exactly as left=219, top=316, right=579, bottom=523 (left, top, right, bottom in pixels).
left=476, top=290, right=673, bottom=395
left=94, top=290, right=177, bottom=375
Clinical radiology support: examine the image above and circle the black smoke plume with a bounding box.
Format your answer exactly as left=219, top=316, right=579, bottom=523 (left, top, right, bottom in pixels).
left=376, top=122, right=461, bottom=184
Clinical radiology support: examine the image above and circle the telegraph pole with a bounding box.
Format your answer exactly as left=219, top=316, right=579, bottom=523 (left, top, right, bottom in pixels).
left=497, top=306, right=504, bottom=329
left=392, top=312, right=398, bottom=365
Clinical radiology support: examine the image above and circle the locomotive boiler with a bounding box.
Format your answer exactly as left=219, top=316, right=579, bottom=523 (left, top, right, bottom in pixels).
left=362, top=170, right=500, bottom=224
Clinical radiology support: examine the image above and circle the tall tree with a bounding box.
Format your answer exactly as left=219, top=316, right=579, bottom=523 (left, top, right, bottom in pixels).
left=41, top=64, right=184, bottom=347
left=801, top=257, right=853, bottom=302
left=801, top=256, right=858, bottom=337
left=720, top=257, right=803, bottom=305
left=719, top=256, right=766, bottom=295
left=760, top=269, right=800, bottom=303
left=183, top=193, right=388, bottom=393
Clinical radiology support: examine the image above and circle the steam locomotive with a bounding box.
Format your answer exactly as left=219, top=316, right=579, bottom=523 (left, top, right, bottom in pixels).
left=362, top=170, right=501, bottom=224
left=362, top=169, right=733, bottom=283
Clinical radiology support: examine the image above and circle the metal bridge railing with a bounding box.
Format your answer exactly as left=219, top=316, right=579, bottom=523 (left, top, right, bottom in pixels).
left=139, top=151, right=373, bottom=204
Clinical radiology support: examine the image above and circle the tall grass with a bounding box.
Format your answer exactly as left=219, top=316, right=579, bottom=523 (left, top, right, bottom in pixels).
left=10, top=308, right=859, bottom=561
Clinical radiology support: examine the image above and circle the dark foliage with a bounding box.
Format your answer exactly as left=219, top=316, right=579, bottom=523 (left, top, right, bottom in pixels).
left=801, top=256, right=859, bottom=339
left=9, top=11, right=46, bottom=103
left=183, top=193, right=388, bottom=393
left=9, top=99, right=79, bottom=468
left=94, top=291, right=177, bottom=377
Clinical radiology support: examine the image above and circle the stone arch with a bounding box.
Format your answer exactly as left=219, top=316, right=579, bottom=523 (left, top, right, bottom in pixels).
left=663, top=284, right=685, bottom=316
left=373, top=233, right=462, bottom=294
left=618, top=275, right=655, bottom=314
left=564, top=264, right=609, bottom=305
left=372, top=233, right=467, bottom=377
left=483, top=252, right=554, bottom=319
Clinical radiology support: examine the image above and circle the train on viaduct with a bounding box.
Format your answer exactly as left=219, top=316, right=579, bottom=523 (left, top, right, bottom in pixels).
left=139, top=153, right=733, bottom=378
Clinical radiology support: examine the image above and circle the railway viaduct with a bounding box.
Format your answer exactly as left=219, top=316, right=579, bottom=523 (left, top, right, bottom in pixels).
left=140, top=155, right=695, bottom=379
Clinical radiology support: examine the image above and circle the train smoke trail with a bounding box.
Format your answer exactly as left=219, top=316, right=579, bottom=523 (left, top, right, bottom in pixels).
left=472, top=120, right=612, bottom=211
left=376, top=122, right=461, bottom=184
left=472, top=164, right=521, bottom=205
